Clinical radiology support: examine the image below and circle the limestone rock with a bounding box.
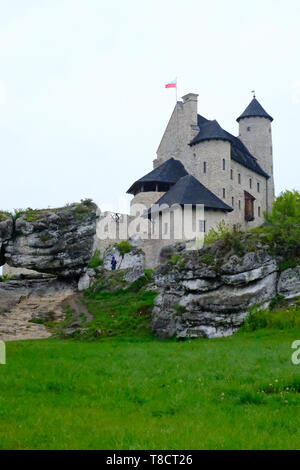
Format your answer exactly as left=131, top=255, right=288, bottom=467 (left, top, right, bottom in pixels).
left=0, top=214, right=13, bottom=266
left=5, top=201, right=97, bottom=278
left=278, top=266, right=300, bottom=299
left=152, top=242, right=280, bottom=339
left=103, top=245, right=145, bottom=271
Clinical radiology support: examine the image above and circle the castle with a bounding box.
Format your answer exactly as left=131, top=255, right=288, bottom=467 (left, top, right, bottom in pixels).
left=102, top=92, right=274, bottom=267
left=2, top=93, right=275, bottom=275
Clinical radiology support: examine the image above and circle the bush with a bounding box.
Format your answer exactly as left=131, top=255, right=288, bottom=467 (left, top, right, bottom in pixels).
left=242, top=302, right=300, bottom=332
left=88, top=249, right=103, bottom=269
left=262, top=190, right=300, bottom=265
left=116, top=241, right=132, bottom=256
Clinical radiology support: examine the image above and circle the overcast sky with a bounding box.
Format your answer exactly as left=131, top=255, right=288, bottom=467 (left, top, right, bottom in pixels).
left=0, top=0, right=299, bottom=214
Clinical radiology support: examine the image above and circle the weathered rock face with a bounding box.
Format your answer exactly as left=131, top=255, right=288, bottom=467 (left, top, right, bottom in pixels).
left=278, top=266, right=300, bottom=299
left=0, top=274, right=77, bottom=341
left=4, top=201, right=97, bottom=278
left=152, top=239, right=281, bottom=339
left=103, top=245, right=145, bottom=278
left=0, top=213, right=13, bottom=265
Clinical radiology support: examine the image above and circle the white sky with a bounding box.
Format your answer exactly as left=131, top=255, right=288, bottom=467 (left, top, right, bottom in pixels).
left=0, top=0, right=299, bottom=214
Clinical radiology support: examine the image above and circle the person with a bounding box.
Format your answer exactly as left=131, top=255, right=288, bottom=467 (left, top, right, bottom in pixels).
left=111, top=255, right=117, bottom=271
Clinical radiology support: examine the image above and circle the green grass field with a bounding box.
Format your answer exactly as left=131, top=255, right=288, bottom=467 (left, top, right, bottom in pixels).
left=1, top=327, right=300, bottom=450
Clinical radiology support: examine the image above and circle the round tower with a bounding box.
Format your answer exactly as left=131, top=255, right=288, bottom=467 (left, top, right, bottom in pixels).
left=237, top=96, right=275, bottom=212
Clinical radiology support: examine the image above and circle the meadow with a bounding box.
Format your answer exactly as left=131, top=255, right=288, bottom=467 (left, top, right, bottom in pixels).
left=0, top=326, right=300, bottom=450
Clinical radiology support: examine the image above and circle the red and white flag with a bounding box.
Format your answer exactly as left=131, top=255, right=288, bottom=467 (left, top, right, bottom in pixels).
left=165, top=79, right=177, bottom=89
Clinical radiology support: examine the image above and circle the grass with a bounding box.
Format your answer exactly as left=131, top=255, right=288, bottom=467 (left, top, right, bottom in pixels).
left=0, top=327, right=300, bottom=450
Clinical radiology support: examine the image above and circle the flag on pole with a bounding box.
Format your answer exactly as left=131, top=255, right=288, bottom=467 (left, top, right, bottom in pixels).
left=165, top=79, right=177, bottom=89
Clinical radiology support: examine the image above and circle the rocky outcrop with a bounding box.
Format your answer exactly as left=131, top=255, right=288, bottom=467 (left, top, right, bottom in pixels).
left=4, top=200, right=97, bottom=278
left=278, top=266, right=300, bottom=299
left=152, top=238, right=283, bottom=339
left=102, top=245, right=145, bottom=283
left=0, top=213, right=13, bottom=265
left=0, top=274, right=77, bottom=341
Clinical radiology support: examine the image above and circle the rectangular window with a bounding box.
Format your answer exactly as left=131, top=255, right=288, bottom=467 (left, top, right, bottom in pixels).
left=199, top=220, right=206, bottom=232
left=258, top=206, right=261, bottom=217
left=232, top=197, right=234, bottom=207
left=222, top=159, right=226, bottom=170
left=230, top=169, right=233, bottom=180
left=203, top=161, right=206, bottom=174
left=222, top=188, right=226, bottom=199
left=238, top=200, right=241, bottom=210
left=249, top=178, right=252, bottom=189
left=238, top=173, right=241, bottom=184
left=257, top=182, right=260, bottom=192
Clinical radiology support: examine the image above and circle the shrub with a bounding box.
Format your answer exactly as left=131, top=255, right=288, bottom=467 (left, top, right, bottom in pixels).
left=242, top=302, right=300, bottom=332
left=116, top=241, right=132, bottom=256
left=262, top=190, right=300, bottom=265
left=88, top=249, right=103, bottom=269
left=204, top=220, right=230, bottom=245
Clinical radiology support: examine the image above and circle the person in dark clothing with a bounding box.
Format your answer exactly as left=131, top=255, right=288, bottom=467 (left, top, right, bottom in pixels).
left=111, top=255, right=117, bottom=271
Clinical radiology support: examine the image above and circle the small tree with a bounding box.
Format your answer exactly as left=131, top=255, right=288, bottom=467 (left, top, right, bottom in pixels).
left=263, top=190, right=300, bottom=263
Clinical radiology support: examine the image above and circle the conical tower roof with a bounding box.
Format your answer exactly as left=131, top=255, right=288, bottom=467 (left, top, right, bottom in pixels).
left=237, top=97, right=273, bottom=122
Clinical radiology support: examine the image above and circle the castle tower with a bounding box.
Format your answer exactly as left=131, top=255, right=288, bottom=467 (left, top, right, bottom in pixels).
left=237, top=96, right=275, bottom=212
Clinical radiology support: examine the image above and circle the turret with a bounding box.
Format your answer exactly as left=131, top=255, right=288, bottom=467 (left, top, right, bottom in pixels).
left=237, top=96, right=275, bottom=212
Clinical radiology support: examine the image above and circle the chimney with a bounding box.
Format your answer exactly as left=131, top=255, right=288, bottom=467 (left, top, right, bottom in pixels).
left=181, top=93, right=198, bottom=128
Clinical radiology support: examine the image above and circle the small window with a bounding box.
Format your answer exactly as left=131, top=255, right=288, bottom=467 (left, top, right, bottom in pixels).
left=230, top=169, right=233, bottom=180
left=222, top=159, right=226, bottom=170
left=164, top=223, right=168, bottom=235
left=258, top=206, right=261, bottom=217
left=257, top=182, right=260, bottom=192
left=249, top=178, right=252, bottom=189
left=222, top=188, right=226, bottom=199
left=247, top=126, right=251, bottom=132
left=199, top=220, right=206, bottom=232
left=193, top=153, right=196, bottom=157
left=203, top=161, right=206, bottom=174
left=238, top=200, right=241, bottom=210
left=238, top=173, right=241, bottom=184
left=232, top=197, right=234, bottom=207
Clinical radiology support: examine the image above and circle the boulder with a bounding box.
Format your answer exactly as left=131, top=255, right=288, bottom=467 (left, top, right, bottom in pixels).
left=152, top=242, right=280, bottom=339
left=4, top=201, right=97, bottom=278
left=278, top=266, right=300, bottom=299
left=103, top=245, right=145, bottom=271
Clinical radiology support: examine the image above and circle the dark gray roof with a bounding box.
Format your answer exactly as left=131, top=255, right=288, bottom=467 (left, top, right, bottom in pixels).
left=151, top=174, right=233, bottom=213
left=127, top=157, right=188, bottom=194
left=190, top=115, right=269, bottom=179
left=237, top=97, right=273, bottom=122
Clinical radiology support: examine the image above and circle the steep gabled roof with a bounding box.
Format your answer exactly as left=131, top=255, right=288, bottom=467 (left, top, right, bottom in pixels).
left=126, top=158, right=188, bottom=194
left=236, top=97, right=273, bottom=122
left=151, top=174, right=233, bottom=212
left=190, top=117, right=269, bottom=179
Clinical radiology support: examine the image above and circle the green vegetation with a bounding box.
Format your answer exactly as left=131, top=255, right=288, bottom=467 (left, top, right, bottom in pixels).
left=12, top=199, right=96, bottom=223
left=1, top=324, right=300, bottom=449
left=115, top=240, right=132, bottom=256
left=0, top=210, right=11, bottom=222
left=88, top=249, right=103, bottom=269
left=0, top=274, right=12, bottom=282
left=242, top=300, right=300, bottom=332
left=82, top=276, right=156, bottom=339
left=261, top=190, right=300, bottom=268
